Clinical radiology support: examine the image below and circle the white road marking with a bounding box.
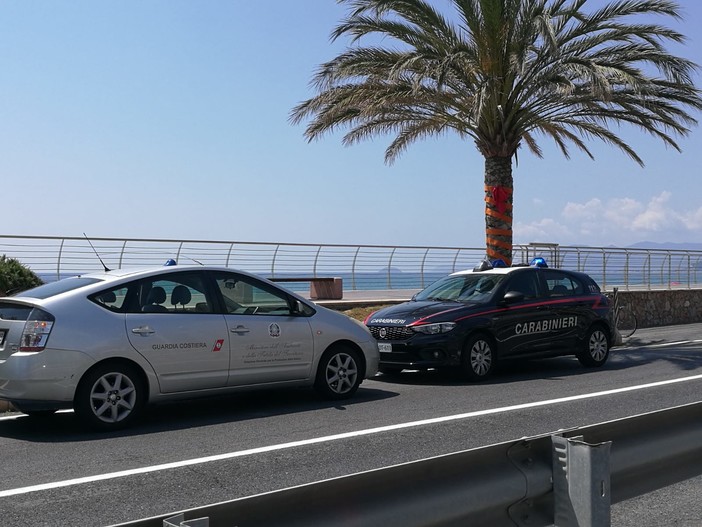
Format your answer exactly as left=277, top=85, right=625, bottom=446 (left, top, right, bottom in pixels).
left=3, top=372, right=702, bottom=497
left=634, top=339, right=702, bottom=349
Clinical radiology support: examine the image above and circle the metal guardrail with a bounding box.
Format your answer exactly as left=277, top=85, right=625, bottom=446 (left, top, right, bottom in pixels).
left=111, top=401, right=702, bottom=527
left=0, top=235, right=701, bottom=292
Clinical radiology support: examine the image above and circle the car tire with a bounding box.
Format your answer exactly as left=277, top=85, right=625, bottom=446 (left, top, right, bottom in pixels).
left=461, top=333, right=496, bottom=381
left=314, top=345, right=363, bottom=400
left=74, top=362, right=145, bottom=431
left=577, top=325, right=610, bottom=367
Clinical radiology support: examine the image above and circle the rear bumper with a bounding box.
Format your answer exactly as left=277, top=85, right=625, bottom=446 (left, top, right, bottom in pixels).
left=0, top=348, right=96, bottom=407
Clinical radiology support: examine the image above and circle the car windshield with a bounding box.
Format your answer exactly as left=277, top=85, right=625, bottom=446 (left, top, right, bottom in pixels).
left=414, top=273, right=504, bottom=303
left=13, top=277, right=103, bottom=299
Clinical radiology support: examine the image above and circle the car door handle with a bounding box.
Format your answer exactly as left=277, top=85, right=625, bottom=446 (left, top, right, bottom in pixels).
left=230, top=325, right=250, bottom=335
left=131, top=326, right=156, bottom=336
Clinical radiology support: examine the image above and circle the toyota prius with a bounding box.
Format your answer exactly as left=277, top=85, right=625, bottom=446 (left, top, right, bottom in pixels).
left=0, top=264, right=379, bottom=430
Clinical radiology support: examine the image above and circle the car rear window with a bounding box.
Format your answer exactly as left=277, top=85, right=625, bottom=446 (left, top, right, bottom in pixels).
left=14, top=277, right=103, bottom=299
left=0, top=302, right=34, bottom=321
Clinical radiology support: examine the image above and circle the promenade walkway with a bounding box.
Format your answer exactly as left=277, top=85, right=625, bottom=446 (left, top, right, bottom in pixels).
left=314, top=288, right=420, bottom=309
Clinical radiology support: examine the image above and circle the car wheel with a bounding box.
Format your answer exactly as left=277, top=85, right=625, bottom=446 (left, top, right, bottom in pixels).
left=314, top=345, right=363, bottom=400
left=577, top=326, right=610, bottom=367
left=461, top=333, right=496, bottom=381
left=74, top=363, right=145, bottom=431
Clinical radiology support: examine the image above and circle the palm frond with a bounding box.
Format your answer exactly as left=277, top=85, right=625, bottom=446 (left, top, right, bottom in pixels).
left=291, top=0, right=701, bottom=168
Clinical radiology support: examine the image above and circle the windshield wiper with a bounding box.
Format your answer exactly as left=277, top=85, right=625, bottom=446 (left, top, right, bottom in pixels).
left=426, top=296, right=456, bottom=302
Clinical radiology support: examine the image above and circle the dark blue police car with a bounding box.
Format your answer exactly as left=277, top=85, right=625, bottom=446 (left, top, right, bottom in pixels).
left=365, top=259, right=619, bottom=380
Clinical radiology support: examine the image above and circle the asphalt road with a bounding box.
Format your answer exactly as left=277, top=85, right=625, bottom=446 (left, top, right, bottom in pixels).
left=1, top=323, right=702, bottom=526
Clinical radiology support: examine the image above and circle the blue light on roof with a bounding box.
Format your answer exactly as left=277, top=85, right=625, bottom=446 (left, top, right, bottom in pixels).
left=530, top=257, right=548, bottom=268
left=164, top=259, right=177, bottom=266
left=491, top=259, right=508, bottom=268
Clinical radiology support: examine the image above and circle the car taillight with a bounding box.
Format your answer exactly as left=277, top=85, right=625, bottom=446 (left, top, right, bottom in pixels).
left=19, top=308, right=55, bottom=352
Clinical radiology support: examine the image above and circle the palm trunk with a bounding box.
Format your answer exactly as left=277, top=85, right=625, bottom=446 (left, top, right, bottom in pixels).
left=483, top=155, right=514, bottom=265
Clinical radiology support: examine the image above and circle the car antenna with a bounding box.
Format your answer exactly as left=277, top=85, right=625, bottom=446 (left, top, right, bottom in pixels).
left=83, top=233, right=111, bottom=272
left=180, top=254, right=204, bottom=266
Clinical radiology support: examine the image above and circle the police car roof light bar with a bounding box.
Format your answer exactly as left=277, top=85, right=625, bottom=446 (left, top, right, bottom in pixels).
left=530, top=257, right=548, bottom=268
left=473, top=259, right=494, bottom=272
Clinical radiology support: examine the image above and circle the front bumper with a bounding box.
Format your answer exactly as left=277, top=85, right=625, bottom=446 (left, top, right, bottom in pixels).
left=375, top=333, right=463, bottom=369
left=359, top=339, right=380, bottom=378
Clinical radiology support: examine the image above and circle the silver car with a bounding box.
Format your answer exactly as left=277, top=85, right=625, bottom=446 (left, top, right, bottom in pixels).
left=0, top=264, right=379, bottom=430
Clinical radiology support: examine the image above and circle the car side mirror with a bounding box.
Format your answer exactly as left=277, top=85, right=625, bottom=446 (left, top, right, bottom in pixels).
left=501, top=291, right=525, bottom=305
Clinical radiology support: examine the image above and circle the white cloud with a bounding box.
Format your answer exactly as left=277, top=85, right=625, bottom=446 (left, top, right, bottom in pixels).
left=562, top=198, right=605, bottom=220
left=682, top=206, right=702, bottom=230
left=630, top=191, right=676, bottom=231
left=516, top=191, right=702, bottom=246
left=514, top=218, right=573, bottom=243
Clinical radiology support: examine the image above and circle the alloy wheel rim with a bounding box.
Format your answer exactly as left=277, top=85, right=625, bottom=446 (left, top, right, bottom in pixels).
left=471, top=340, right=492, bottom=375
left=90, top=372, right=137, bottom=423
left=589, top=331, right=608, bottom=361
left=326, top=353, right=358, bottom=394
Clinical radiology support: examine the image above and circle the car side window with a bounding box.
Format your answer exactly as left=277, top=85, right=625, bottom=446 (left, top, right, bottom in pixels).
left=91, top=272, right=215, bottom=314
left=505, top=272, right=541, bottom=300
left=544, top=271, right=583, bottom=297
left=137, top=274, right=214, bottom=313
left=92, top=287, right=129, bottom=312
left=213, top=272, right=293, bottom=316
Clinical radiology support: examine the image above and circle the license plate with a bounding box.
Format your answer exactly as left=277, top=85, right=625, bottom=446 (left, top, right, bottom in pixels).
left=378, top=342, right=392, bottom=352
left=0, top=330, right=5, bottom=346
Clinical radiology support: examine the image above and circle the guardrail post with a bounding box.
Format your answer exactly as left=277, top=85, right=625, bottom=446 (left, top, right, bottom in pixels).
left=163, top=514, right=209, bottom=527
left=271, top=245, right=280, bottom=278
left=175, top=242, right=184, bottom=264
left=313, top=245, right=322, bottom=278
left=119, top=240, right=128, bottom=268
left=56, top=238, right=65, bottom=281
left=552, top=435, right=611, bottom=527
left=387, top=248, right=397, bottom=289
left=420, top=248, right=430, bottom=289
left=351, top=246, right=360, bottom=290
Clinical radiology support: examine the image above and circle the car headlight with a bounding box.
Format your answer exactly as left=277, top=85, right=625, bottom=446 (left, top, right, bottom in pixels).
left=411, top=322, right=456, bottom=335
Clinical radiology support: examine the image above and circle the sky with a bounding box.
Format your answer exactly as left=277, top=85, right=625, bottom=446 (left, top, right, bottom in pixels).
left=2, top=0, right=702, bottom=250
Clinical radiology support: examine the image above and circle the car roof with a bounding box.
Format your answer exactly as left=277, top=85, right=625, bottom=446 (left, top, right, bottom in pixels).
left=8, top=264, right=272, bottom=302
left=77, top=264, right=216, bottom=281
left=450, top=264, right=584, bottom=277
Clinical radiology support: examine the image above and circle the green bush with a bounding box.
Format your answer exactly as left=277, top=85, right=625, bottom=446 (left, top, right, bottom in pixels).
left=0, top=255, right=43, bottom=296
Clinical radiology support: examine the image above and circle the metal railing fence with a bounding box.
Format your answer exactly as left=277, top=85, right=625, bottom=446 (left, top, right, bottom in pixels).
left=1, top=235, right=700, bottom=292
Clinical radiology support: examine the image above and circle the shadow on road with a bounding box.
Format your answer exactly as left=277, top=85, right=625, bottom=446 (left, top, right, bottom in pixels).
left=0, top=386, right=398, bottom=442
left=373, top=338, right=702, bottom=387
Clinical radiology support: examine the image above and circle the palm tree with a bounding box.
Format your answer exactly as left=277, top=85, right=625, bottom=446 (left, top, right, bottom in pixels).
left=290, top=0, right=702, bottom=265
